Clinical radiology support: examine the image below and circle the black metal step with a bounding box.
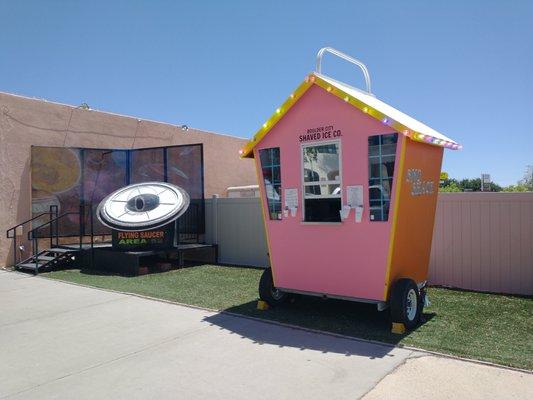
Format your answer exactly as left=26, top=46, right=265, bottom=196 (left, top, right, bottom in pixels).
left=16, top=263, right=43, bottom=271
left=37, top=255, right=55, bottom=261
left=47, top=248, right=71, bottom=254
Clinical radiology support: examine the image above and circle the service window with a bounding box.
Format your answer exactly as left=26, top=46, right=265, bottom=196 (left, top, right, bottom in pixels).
left=302, top=142, right=341, bottom=222
left=259, top=148, right=282, bottom=220
left=368, top=133, right=398, bottom=221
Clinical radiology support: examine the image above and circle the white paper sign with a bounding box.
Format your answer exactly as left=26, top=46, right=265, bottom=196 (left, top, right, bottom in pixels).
left=340, top=205, right=351, bottom=220
left=346, top=185, right=364, bottom=208
left=284, top=188, right=298, bottom=217
left=355, top=206, right=363, bottom=223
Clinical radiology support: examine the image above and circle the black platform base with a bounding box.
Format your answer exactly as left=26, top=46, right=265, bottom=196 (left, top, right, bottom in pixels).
left=75, top=243, right=218, bottom=275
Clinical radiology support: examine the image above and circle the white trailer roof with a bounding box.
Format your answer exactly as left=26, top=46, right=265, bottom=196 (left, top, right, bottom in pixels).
left=318, top=73, right=458, bottom=145
left=241, top=72, right=460, bottom=158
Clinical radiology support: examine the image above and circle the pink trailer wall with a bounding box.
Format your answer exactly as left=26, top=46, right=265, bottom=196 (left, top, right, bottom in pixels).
left=429, top=192, right=533, bottom=296
left=254, top=85, right=404, bottom=302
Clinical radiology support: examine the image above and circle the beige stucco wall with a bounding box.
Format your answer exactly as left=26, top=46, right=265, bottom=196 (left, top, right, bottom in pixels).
left=0, top=91, right=256, bottom=266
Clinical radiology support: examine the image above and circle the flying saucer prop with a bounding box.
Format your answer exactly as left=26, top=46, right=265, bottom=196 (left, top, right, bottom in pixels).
left=97, top=182, right=190, bottom=231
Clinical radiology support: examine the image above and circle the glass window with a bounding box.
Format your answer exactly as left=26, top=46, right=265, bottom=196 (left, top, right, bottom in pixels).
left=259, top=148, right=282, bottom=220
left=130, top=148, right=165, bottom=183
left=302, top=142, right=341, bottom=222
left=368, top=133, right=398, bottom=221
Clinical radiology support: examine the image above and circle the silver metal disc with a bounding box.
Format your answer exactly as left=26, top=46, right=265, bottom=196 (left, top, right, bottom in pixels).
left=97, top=182, right=190, bottom=231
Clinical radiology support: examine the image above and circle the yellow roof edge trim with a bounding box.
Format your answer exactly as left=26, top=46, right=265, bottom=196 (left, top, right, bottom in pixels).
left=239, top=75, right=315, bottom=159
left=240, top=73, right=461, bottom=158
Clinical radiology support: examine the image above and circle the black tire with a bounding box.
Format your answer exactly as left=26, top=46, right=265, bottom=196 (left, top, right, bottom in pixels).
left=259, top=268, right=288, bottom=306
left=390, top=278, right=421, bottom=330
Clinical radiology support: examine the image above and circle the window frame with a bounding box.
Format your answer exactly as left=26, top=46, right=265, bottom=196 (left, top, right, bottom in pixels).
left=300, top=139, right=343, bottom=222
left=367, top=132, right=398, bottom=222
left=258, top=147, right=282, bottom=221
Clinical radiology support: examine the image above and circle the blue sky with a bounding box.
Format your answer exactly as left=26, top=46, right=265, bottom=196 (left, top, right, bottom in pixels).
left=1, top=1, right=531, bottom=185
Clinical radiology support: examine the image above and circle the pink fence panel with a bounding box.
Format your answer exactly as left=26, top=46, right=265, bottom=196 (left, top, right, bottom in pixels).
left=429, top=193, right=533, bottom=295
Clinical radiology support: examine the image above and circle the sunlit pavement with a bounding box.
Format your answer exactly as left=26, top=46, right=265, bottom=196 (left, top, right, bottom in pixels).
left=1, top=270, right=531, bottom=400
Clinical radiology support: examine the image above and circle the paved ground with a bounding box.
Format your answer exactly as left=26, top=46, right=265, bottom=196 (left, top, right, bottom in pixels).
left=1, top=269, right=531, bottom=399
left=364, top=355, right=533, bottom=400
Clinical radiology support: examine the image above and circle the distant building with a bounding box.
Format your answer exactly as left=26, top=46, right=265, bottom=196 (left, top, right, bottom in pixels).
left=226, top=185, right=260, bottom=198
left=0, top=91, right=256, bottom=266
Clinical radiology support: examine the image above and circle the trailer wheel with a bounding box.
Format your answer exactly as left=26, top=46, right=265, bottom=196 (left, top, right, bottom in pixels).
left=259, top=268, right=288, bottom=306
left=390, top=278, right=421, bottom=330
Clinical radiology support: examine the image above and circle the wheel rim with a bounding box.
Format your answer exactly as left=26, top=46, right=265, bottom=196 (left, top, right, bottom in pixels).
left=271, top=287, right=284, bottom=301
left=406, top=289, right=418, bottom=321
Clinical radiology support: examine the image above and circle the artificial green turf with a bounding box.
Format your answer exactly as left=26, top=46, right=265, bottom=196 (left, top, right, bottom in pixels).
left=44, top=265, right=533, bottom=370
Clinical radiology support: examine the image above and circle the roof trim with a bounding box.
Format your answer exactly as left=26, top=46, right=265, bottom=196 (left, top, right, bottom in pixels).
left=240, top=73, right=461, bottom=158
left=239, top=77, right=314, bottom=158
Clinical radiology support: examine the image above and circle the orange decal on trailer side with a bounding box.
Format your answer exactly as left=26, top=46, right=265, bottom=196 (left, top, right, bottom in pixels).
left=385, top=139, right=444, bottom=297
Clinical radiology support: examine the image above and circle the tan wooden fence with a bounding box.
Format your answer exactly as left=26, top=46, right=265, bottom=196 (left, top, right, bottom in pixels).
left=429, top=193, right=533, bottom=295
left=205, top=193, right=533, bottom=296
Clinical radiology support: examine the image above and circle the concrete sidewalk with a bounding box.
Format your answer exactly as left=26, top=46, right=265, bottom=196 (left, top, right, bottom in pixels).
left=0, top=269, right=531, bottom=399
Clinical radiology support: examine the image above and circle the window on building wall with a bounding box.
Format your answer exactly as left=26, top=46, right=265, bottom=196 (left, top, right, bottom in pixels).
left=368, top=133, right=398, bottom=221
left=259, top=148, right=282, bottom=220
left=302, top=142, right=341, bottom=222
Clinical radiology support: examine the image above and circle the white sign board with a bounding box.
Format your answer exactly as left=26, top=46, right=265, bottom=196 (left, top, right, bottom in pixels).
left=340, top=205, right=351, bottom=220
left=481, top=173, right=491, bottom=192
left=346, top=185, right=364, bottom=208
left=284, top=188, right=298, bottom=217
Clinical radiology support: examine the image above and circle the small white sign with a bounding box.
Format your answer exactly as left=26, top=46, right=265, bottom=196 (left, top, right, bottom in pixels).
left=340, top=205, right=351, bottom=220
left=355, top=206, right=363, bottom=223
left=346, top=185, right=364, bottom=208
left=284, top=188, right=298, bottom=217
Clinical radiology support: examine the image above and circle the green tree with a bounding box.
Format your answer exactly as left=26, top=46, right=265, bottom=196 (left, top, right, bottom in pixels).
left=439, top=177, right=502, bottom=192
left=502, top=184, right=532, bottom=192
left=459, top=178, right=481, bottom=191
left=439, top=181, right=461, bottom=192
left=489, top=182, right=502, bottom=192
left=518, top=165, right=533, bottom=189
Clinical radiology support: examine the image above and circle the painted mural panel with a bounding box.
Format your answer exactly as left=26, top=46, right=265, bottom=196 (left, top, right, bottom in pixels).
left=31, top=147, right=82, bottom=237
left=31, top=144, right=204, bottom=238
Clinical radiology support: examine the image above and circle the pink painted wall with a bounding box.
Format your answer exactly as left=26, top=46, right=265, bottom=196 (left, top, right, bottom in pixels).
left=254, top=85, right=404, bottom=301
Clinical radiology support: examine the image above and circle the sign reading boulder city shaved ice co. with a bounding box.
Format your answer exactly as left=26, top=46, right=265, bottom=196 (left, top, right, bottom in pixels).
left=299, top=125, right=342, bottom=142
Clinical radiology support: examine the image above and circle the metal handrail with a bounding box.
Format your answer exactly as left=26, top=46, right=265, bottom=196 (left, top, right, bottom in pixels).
left=315, top=47, right=373, bottom=94
left=8, top=201, right=95, bottom=270
left=27, top=212, right=80, bottom=240
left=25, top=204, right=94, bottom=273
left=6, top=210, right=56, bottom=238
left=6, top=205, right=58, bottom=267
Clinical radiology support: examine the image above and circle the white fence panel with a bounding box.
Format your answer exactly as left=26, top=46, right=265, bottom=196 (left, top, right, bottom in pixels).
left=205, top=193, right=533, bottom=295
left=205, top=197, right=269, bottom=267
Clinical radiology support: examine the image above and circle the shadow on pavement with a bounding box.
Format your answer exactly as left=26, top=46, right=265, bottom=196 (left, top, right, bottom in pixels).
left=203, top=295, right=434, bottom=358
